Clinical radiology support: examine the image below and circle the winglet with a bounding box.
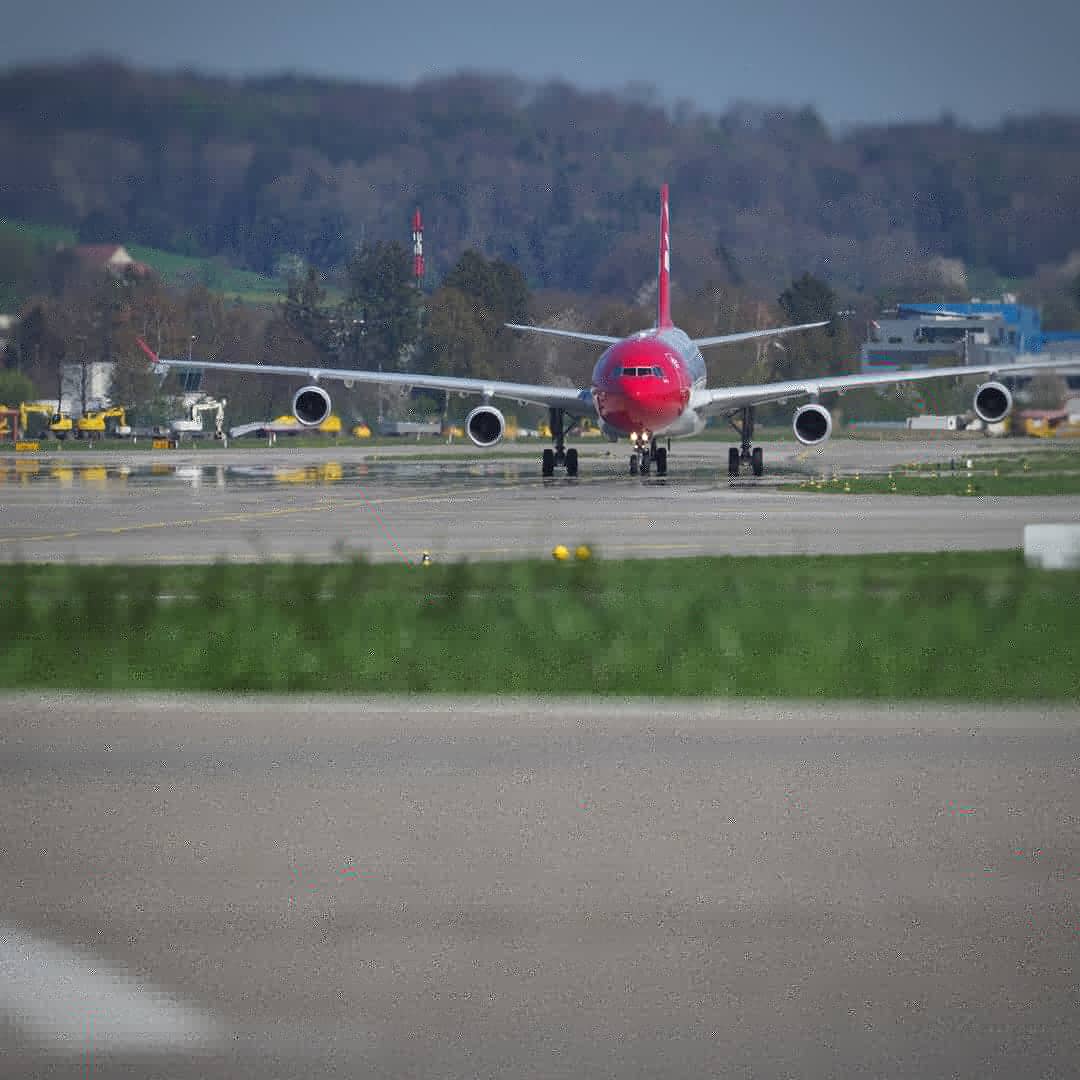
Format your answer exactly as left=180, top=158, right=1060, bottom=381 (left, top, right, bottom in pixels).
left=657, top=184, right=672, bottom=329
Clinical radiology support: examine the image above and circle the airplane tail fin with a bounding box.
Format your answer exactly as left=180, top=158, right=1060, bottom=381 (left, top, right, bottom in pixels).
left=657, top=183, right=672, bottom=329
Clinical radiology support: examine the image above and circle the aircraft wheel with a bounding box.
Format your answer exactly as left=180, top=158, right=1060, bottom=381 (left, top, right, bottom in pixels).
left=629, top=453, right=639, bottom=476
left=542, top=448, right=555, bottom=477
left=565, top=448, right=579, bottom=477
left=655, top=447, right=668, bottom=477
left=751, top=447, right=763, bottom=477
left=640, top=453, right=651, bottom=476
left=728, top=448, right=740, bottom=476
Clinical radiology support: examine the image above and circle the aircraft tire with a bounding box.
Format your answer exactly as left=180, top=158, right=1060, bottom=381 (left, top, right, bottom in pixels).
left=655, top=447, right=667, bottom=476
left=728, top=448, right=740, bottom=476
left=542, top=448, right=555, bottom=477
left=629, top=453, right=639, bottom=476
left=751, top=447, right=763, bottom=477
left=565, top=448, right=579, bottom=477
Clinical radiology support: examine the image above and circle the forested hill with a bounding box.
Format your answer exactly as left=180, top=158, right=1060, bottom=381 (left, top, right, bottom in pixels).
left=2, top=59, right=1079, bottom=297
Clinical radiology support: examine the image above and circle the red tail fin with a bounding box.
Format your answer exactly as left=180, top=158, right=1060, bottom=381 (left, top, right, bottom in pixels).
left=657, top=184, right=672, bottom=328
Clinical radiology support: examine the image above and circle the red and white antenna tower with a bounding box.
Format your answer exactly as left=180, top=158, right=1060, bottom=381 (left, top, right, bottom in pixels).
left=412, top=207, right=424, bottom=290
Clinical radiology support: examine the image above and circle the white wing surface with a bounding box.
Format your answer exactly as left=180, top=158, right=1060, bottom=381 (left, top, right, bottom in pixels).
left=152, top=358, right=594, bottom=413
left=692, top=356, right=1080, bottom=414
left=691, top=321, right=829, bottom=348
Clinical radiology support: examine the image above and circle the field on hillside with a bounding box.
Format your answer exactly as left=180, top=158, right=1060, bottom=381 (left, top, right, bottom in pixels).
left=1, top=219, right=287, bottom=304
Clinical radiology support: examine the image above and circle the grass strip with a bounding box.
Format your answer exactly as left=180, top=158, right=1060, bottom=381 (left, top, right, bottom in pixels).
left=797, top=472, right=1080, bottom=496
left=1, top=552, right=1078, bottom=698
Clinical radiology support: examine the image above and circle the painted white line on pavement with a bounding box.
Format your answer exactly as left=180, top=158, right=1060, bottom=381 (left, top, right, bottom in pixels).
left=0, top=923, right=220, bottom=1053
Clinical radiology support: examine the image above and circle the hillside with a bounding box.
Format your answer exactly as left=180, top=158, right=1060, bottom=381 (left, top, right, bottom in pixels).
left=1, top=60, right=1079, bottom=300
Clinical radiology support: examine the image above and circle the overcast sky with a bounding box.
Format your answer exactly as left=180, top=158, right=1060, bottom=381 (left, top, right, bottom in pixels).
left=3, top=0, right=1078, bottom=128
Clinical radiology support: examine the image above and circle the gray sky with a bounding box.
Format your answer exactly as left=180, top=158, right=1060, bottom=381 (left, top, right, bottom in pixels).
left=3, top=0, right=1078, bottom=128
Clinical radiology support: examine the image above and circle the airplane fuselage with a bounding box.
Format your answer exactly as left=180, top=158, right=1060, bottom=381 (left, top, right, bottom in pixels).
left=591, top=327, right=707, bottom=439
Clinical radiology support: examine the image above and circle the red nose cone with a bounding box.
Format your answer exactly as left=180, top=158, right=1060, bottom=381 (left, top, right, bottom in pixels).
left=593, top=337, right=687, bottom=435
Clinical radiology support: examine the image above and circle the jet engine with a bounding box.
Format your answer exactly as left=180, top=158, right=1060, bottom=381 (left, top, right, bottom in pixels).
left=973, top=381, right=1012, bottom=424
left=465, top=404, right=505, bottom=447
left=292, top=385, right=332, bottom=427
left=793, top=403, right=833, bottom=446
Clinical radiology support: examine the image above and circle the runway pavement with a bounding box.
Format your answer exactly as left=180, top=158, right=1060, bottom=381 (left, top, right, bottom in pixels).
left=2, top=695, right=1078, bottom=1079
left=1, top=439, right=1077, bottom=564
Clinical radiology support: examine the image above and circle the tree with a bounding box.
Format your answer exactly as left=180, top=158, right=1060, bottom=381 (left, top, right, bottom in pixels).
left=778, top=272, right=837, bottom=329
left=0, top=369, right=36, bottom=405
left=430, top=249, right=531, bottom=381
left=773, top=272, right=854, bottom=380
left=422, top=287, right=486, bottom=380
left=283, top=266, right=331, bottom=354
left=0, top=231, right=43, bottom=314
left=344, top=241, right=420, bottom=372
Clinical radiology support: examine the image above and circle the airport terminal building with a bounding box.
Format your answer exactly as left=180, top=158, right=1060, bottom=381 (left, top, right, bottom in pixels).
left=860, top=300, right=1080, bottom=388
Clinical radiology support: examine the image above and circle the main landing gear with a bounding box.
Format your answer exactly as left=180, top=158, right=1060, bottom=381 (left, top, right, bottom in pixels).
left=542, top=408, right=580, bottom=478
left=629, top=432, right=668, bottom=478
left=728, top=406, right=764, bottom=477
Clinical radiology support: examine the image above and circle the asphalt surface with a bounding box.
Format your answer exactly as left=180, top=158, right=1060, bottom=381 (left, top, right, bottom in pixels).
left=1, top=439, right=1077, bottom=564
left=2, top=696, right=1078, bottom=1079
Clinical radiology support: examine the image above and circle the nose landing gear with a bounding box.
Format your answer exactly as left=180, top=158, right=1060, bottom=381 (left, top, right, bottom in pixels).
left=629, top=432, right=668, bottom=477
left=727, top=407, right=763, bottom=477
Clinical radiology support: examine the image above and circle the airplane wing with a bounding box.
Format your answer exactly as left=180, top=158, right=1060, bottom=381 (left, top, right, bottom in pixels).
left=691, top=356, right=1080, bottom=414
left=691, top=321, right=830, bottom=347
left=504, top=324, right=621, bottom=345
left=150, top=357, right=594, bottom=413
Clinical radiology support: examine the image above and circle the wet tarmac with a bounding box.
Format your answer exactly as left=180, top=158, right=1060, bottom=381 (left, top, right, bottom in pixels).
left=0, top=440, right=1076, bottom=564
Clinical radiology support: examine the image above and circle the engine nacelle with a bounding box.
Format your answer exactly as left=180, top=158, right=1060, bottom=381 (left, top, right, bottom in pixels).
left=292, top=385, right=332, bottom=427
left=465, top=405, right=505, bottom=447
left=793, top=403, right=833, bottom=446
left=973, top=381, right=1012, bottom=424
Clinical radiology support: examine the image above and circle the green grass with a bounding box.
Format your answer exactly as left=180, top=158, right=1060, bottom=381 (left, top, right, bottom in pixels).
left=797, top=472, right=1080, bottom=496
left=0, top=218, right=287, bottom=305
left=2, top=553, right=1077, bottom=698
left=798, top=445, right=1080, bottom=495
left=0, top=218, right=78, bottom=246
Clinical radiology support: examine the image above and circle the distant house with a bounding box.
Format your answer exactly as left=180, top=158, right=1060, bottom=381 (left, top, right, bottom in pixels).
left=69, top=244, right=153, bottom=279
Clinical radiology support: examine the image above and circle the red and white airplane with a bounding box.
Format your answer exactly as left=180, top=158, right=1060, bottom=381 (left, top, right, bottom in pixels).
left=149, top=185, right=1075, bottom=478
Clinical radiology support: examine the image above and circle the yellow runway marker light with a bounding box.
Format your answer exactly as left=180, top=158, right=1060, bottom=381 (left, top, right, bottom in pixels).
left=574, top=545, right=592, bottom=561
left=552, top=544, right=570, bottom=561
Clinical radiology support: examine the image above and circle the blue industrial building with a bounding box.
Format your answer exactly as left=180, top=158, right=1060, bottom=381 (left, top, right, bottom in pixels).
left=859, top=300, right=1080, bottom=374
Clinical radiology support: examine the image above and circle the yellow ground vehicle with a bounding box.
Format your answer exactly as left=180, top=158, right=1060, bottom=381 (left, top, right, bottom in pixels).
left=20, top=403, right=58, bottom=437
left=352, top=423, right=372, bottom=439
left=271, top=413, right=342, bottom=436
left=76, top=406, right=131, bottom=438
left=49, top=412, right=75, bottom=438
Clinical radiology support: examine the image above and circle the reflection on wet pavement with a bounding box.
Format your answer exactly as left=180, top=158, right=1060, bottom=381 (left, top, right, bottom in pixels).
left=0, top=458, right=735, bottom=490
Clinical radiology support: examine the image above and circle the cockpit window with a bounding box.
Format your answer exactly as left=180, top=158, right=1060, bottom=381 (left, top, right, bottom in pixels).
left=617, top=366, right=663, bottom=377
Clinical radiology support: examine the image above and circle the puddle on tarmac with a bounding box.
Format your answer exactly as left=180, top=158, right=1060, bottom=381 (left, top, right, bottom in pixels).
left=0, top=457, right=779, bottom=490
left=0, top=459, right=528, bottom=489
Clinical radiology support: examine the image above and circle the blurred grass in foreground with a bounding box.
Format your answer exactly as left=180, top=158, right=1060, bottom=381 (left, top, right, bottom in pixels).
left=1, top=553, right=1077, bottom=698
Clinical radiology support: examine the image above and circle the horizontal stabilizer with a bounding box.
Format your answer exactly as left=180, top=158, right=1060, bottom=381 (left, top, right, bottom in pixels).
left=505, top=323, right=621, bottom=345
left=693, top=321, right=829, bottom=348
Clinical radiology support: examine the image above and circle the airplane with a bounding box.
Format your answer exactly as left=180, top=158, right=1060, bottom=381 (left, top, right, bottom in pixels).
left=144, top=185, right=1078, bottom=479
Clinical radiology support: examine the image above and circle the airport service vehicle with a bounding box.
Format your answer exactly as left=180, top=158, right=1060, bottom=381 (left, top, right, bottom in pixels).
left=6, top=403, right=75, bottom=439
left=171, top=398, right=227, bottom=440
left=145, top=188, right=1080, bottom=478
left=76, top=406, right=131, bottom=438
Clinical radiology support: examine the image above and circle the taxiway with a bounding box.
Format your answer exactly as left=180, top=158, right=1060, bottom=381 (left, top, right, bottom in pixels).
left=3, top=695, right=1078, bottom=1079
left=1, top=440, right=1076, bottom=564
